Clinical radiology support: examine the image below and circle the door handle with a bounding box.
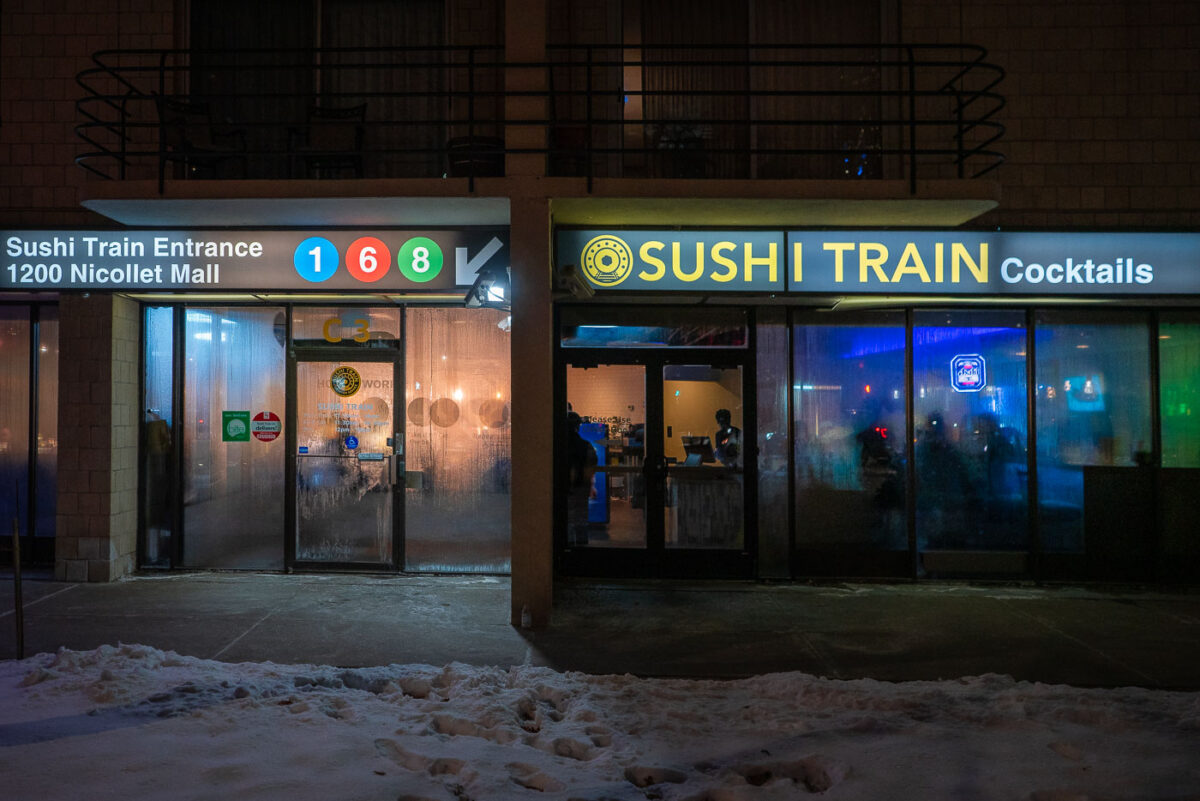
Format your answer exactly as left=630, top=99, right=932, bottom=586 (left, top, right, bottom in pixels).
left=646, top=455, right=668, bottom=480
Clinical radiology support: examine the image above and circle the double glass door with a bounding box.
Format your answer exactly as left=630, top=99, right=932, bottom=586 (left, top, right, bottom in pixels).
left=292, top=354, right=402, bottom=567
left=562, top=356, right=752, bottom=577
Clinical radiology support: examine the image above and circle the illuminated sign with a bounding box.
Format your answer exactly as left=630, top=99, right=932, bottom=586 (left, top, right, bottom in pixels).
left=556, top=230, right=785, bottom=292
left=789, top=231, right=1200, bottom=295
left=1, top=229, right=507, bottom=291
left=557, top=230, right=1200, bottom=296
left=951, top=354, right=986, bottom=392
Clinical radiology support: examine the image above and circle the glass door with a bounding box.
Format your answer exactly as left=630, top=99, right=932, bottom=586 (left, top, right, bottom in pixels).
left=565, top=364, right=648, bottom=551
left=293, top=356, right=401, bottom=567
left=561, top=356, right=753, bottom=577
left=661, top=364, right=745, bottom=550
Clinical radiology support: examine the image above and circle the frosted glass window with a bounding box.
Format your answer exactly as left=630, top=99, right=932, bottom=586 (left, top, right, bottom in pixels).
left=405, top=308, right=511, bottom=572
left=182, top=307, right=286, bottom=568
left=142, top=307, right=175, bottom=567
left=36, top=308, right=58, bottom=539
left=0, top=307, right=31, bottom=539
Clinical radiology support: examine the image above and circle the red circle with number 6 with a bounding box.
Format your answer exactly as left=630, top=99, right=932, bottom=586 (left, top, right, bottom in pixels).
left=346, top=237, right=391, bottom=283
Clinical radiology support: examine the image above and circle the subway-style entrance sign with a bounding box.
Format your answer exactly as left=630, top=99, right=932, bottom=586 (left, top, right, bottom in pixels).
left=2, top=228, right=508, bottom=291
left=555, top=230, right=1200, bottom=295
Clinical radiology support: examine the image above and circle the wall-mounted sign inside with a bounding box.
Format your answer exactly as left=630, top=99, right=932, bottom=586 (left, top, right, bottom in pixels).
left=951, top=354, right=986, bottom=393
left=1, top=228, right=507, bottom=292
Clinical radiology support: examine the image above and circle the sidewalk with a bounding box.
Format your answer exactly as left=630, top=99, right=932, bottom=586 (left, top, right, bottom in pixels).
left=3, top=571, right=1199, bottom=688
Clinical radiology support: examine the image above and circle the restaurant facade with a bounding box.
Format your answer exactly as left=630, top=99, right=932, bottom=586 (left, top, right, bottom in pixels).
left=2, top=0, right=1198, bottom=626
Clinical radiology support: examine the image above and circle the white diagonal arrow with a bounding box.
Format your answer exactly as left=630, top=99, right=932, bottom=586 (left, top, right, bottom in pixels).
left=456, top=237, right=505, bottom=286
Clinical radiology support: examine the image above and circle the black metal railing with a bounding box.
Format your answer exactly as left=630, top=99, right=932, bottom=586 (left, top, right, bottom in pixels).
left=75, top=43, right=1004, bottom=193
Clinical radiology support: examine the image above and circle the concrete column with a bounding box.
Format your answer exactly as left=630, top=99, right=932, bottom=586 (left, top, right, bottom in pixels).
left=505, top=0, right=554, bottom=627
left=56, top=294, right=139, bottom=582
left=508, top=195, right=555, bottom=628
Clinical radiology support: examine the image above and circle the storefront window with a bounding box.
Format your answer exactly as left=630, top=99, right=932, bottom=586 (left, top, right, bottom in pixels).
left=914, top=311, right=1028, bottom=560
left=0, top=306, right=31, bottom=539
left=793, top=312, right=907, bottom=570
left=35, top=307, right=58, bottom=539
left=182, top=307, right=286, bottom=568
left=142, top=306, right=175, bottom=567
left=1034, top=311, right=1152, bottom=554
left=1157, top=312, right=1200, bottom=577
left=560, top=307, right=747, bottom=348
left=755, top=308, right=789, bottom=575
left=1159, top=314, right=1200, bottom=468
left=405, top=308, right=511, bottom=572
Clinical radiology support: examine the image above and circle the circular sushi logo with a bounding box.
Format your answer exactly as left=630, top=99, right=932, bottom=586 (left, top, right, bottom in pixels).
left=581, top=234, right=633, bottom=287
left=330, top=366, right=362, bottom=397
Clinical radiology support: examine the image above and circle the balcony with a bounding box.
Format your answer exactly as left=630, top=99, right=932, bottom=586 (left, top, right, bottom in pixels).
left=76, top=43, right=1004, bottom=196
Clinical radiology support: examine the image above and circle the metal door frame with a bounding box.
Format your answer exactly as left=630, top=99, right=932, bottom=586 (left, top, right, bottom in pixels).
left=286, top=347, right=405, bottom=571
left=556, top=338, right=757, bottom=579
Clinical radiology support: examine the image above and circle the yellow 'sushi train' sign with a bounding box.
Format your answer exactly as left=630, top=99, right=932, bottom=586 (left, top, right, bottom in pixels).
left=575, top=231, right=785, bottom=291
left=555, top=230, right=1200, bottom=296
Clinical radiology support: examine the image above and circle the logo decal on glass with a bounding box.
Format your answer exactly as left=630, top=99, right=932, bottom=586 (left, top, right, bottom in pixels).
left=581, top=234, right=634, bottom=287
left=951, top=354, right=986, bottom=392
left=330, top=365, right=362, bottom=397
left=222, top=410, right=250, bottom=441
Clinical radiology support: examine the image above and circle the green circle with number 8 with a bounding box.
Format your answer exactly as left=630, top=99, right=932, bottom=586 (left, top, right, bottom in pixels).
left=397, top=237, right=443, bottom=283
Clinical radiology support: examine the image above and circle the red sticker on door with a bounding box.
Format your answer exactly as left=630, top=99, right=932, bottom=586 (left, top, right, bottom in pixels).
left=252, top=411, right=282, bottom=442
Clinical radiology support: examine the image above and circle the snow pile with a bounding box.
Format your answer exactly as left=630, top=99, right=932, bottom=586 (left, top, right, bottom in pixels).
left=2, top=644, right=1198, bottom=800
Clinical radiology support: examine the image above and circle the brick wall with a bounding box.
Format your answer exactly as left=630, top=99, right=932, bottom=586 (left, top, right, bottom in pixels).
left=902, top=0, right=1200, bottom=229
left=56, top=294, right=139, bottom=581
left=0, top=0, right=176, bottom=228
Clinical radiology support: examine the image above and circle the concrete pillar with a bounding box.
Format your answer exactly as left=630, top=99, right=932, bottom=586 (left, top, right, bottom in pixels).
left=505, top=0, right=555, bottom=627
left=508, top=195, right=555, bottom=628
left=56, top=294, right=139, bottom=582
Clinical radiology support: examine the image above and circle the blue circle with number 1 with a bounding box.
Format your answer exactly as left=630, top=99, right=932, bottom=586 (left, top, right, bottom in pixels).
left=294, top=237, right=339, bottom=282
left=345, top=435, right=359, bottom=450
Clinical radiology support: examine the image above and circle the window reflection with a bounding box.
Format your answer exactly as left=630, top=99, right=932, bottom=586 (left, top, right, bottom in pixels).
left=913, top=311, right=1028, bottom=557
left=1035, top=311, right=1151, bottom=554
left=1159, top=316, right=1200, bottom=468
left=793, top=314, right=907, bottom=563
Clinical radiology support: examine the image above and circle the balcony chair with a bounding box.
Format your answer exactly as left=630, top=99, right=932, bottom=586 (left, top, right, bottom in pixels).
left=288, top=104, right=367, bottom=179
left=155, top=96, right=247, bottom=182
left=446, top=135, right=505, bottom=177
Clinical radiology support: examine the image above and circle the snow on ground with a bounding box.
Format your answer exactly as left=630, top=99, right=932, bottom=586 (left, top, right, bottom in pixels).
left=2, top=645, right=1199, bottom=800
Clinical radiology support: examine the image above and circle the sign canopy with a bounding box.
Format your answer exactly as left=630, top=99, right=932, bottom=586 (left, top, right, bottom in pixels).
left=3, top=228, right=508, bottom=292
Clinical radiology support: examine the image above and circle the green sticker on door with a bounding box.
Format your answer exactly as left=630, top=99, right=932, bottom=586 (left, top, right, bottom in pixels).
left=222, top=410, right=251, bottom=442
